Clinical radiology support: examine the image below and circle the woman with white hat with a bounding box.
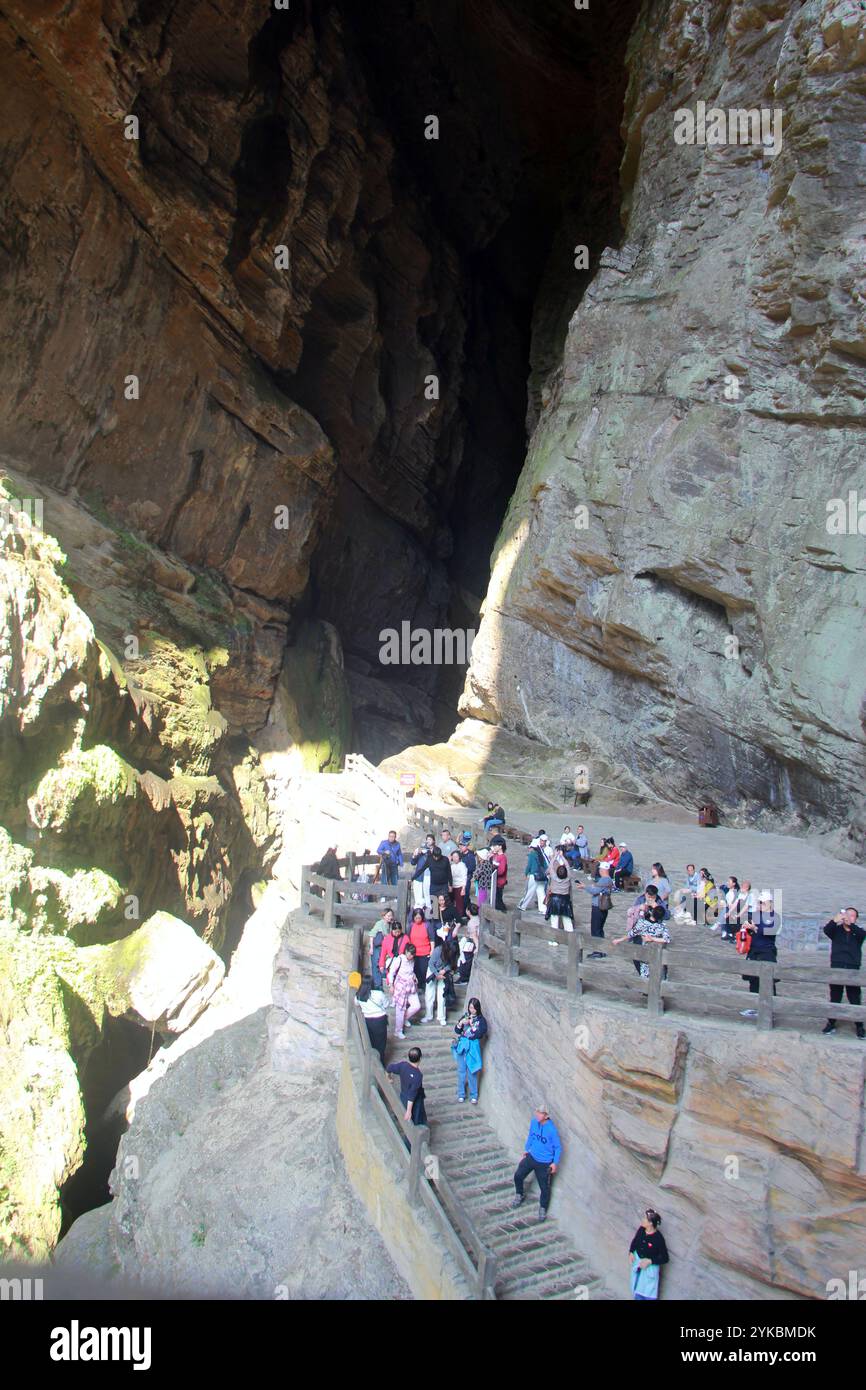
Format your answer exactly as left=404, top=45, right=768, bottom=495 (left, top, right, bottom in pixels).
left=740, top=891, right=779, bottom=1017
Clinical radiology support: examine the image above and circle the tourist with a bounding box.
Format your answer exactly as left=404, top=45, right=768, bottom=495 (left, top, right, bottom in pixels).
left=491, top=842, right=508, bottom=911
left=716, top=875, right=741, bottom=940
left=684, top=864, right=700, bottom=922
left=575, top=862, right=614, bottom=958
left=483, top=801, right=505, bottom=832
left=537, top=833, right=554, bottom=869
left=378, top=919, right=407, bottom=977
left=439, top=927, right=460, bottom=1009
left=511, top=1104, right=562, bottom=1223
left=440, top=829, right=459, bottom=856
left=426, top=847, right=453, bottom=916
left=647, top=862, right=671, bottom=909
left=520, top=838, right=548, bottom=912
left=423, top=937, right=451, bottom=1025
left=388, top=943, right=422, bottom=1039
left=725, top=878, right=751, bottom=944
left=628, top=1210, right=669, bottom=1300
left=407, top=908, right=434, bottom=990
left=740, top=892, right=779, bottom=1017
left=560, top=826, right=576, bottom=846
left=313, top=846, right=342, bottom=881
left=697, top=867, right=719, bottom=925
left=460, top=835, right=477, bottom=905
left=376, top=830, right=403, bottom=887
left=386, top=1045, right=427, bottom=1125
left=453, top=997, right=488, bottom=1103
left=474, top=848, right=495, bottom=907
left=545, top=860, right=575, bottom=932
left=741, top=879, right=756, bottom=922
left=614, top=843, right=634, bottom=890
left=450, top=850, right=468, bottom=915
left=370, top=907, right=395, bottom=988
left=410, top=835, right=435, bottom=910
left=457, top=932, right=476, bottom=982
left=612, top=885, right=669, bottom=977
left=574, top=825, right=590, bottom=865
left=822, top=908, right=865, bottom=1038
left=356, top=980, right=388, bottom=1065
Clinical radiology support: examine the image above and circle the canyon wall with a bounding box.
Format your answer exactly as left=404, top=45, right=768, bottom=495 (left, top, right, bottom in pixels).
left=472, top=955, right=866, bottom=1301
left=460, top=0, right=866, bottom=850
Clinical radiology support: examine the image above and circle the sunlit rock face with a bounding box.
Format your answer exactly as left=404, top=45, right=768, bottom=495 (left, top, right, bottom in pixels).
left=461, top=0, right=866, bottom=850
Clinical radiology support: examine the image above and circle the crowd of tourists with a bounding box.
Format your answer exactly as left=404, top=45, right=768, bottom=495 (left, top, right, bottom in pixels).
left=325, top=804, right=863, bottom=1300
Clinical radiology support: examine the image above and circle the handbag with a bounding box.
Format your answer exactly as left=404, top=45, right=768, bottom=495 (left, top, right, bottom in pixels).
left=735, top=925, right=753, bottom=956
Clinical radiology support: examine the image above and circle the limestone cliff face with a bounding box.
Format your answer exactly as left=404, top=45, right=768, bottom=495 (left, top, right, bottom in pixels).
left=460, top=0, right=866, bottom=848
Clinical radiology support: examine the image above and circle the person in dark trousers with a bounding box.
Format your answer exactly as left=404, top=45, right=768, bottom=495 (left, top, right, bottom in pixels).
left=376, top=830, right=403, bottom=887
left=427, top=848, right=452, bottom=917
left=613, top=843, right=634, bottom=890
left=629, top=1209, right=669, bottom=1299
left=491, top=844, right=508, bottom=911
left=370, top=908, right=395, bottom=988
left=356, top=980, right=388, bottom=1065
left=575, top=864, right=613, bottom=958
left=740, top=892, right=779, bottom=1017
left=511, top=1104, right=562, bottom=1222
left=822, top=907, right=865, bottom=1038
left=386, top=1046, right=427, bottom=1125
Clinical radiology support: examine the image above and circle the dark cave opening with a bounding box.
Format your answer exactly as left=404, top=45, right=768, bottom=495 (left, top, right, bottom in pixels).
left=276, top=0, right=642, bottom=759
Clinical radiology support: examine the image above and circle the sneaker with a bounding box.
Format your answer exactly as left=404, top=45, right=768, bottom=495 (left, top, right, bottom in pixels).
left=739, top=1009, right=758, bottom=1018
left=470, top=1097, right=478, bottom=1104
left=395, top=1031, right=406, bottom=1039
left=511, top=1194, right=525, bottom=1210
left=822, top=1022, right=836, bottom=1035
left=538, top=1207, right=548, bottom=1223
left=856, top=1024, right=865, bottom=1039
left=439, top=1020, right=449, bottom=1026
left=456, top=1096, right=465, bottom=1103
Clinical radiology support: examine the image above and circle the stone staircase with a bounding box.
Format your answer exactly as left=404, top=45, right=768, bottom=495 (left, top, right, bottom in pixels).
left=386, top=980, right=606, bottom=1301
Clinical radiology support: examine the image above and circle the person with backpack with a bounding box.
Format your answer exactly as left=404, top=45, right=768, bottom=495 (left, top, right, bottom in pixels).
left=388, top=943, right=422, bottom=1039
left=371, top=908, right=396, bottom=988
left=376, top=830, right=404, bottom=888
left=575, top=863, right=614, bottom=957
left=511, top=1104, right=562, bottom=1223
left=629, top=1209, right=669, bottom=1299
left=822, top=908, right=865, bottom=1038
left=453, top=997, right=488, bottom=1103
left=378, top=919, right=407, bottom=978
left=386, top=1046, right=427, bottom=1124
left=545, top=860, right=575, bottom=932
left=356, top=979, right=389, bottom=1065
left=739, top=892, right=779, bottom=1017
left=519, top=838, right=548, bottom=912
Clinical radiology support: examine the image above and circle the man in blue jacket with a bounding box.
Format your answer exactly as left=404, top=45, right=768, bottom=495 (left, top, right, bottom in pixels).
left=511, top=1104, right=562, bottom=1221
left=377, top=830, right=404, bottom=887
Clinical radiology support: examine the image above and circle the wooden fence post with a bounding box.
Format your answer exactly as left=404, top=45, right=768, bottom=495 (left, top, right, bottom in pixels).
left=505, top=909, right=521, bottom=978
left=323, top=876, right=337, bottom=927
left=566, top=930, right=579, bottom=997
left=646, top=948, right=664, bottom=1017
left=397, top=877, right=409, bottom=923
left=346, top=850, right=356, bottom=882
left=757, top=964, right=775, bottom=1031
left=408, top=1125, right=429, bottom=1199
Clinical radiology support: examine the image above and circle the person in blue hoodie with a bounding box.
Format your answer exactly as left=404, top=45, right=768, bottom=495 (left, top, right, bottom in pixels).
left=511, top=1104, right=562, bottom=1221
left=376, top=830, right=404, bottom=887
left=452, top=997, right=488, bottom=1103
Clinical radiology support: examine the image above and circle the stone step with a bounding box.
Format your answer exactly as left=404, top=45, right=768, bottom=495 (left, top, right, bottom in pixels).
left=495, top=1245, right=593, bottom=1286
left=501, top=1270, right=604, bottom=1301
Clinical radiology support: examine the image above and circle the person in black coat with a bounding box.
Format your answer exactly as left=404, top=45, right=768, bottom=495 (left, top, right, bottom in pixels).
left=629, top=1209, right=669, bottom=1299
left=822, top=908, right=865, bottom=1038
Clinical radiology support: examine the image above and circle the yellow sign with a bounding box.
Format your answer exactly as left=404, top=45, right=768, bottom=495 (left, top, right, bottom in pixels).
left=348, top=970, right=362, bottom=990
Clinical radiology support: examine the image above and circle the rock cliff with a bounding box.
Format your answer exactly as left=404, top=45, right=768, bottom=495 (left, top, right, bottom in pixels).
left=459, top=0, right=866, bottom=850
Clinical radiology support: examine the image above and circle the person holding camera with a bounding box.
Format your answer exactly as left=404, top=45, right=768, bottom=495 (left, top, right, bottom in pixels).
left=822, top=908, right=865, bottom=1038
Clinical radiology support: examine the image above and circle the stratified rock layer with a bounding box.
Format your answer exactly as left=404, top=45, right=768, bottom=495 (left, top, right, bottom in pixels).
left=460, top=0, right=866, bottom=849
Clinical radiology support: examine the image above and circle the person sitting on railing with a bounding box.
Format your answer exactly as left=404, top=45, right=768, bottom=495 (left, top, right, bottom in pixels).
left=739, top=891, right=779, bottom=1018
left=611, top=886, right=670, bottom=979
left=379, top=919, right=408, bottom=979
left=822, top=908, right=865, bottom=1039
left=376, top=830, right=404, bottom=888
left=453, top=997, right=488, bottom=1104
left=386, top=1046, right=427, bottom=1125
left=388, top=944, right=422, bottom=1040
left=483, top=801, right=506, bottom=832
left=371, top=908, right=396, bottom=989
left=357, top=980, right=389, bottom=1066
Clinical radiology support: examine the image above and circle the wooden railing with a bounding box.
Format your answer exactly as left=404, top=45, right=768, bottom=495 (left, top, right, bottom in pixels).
left=344, top=752, right=406, bottom=816
left=301, top=864, right=410, bottom=926
left=406, top=804, right=472, bottom=842
left=478, top=904, right=866, bottom=1033
left=345, top=937, right=497, bottom=1299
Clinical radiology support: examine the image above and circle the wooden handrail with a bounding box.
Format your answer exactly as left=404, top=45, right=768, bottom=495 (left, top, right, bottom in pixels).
left=477, top=904, right=866, bottom=1033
